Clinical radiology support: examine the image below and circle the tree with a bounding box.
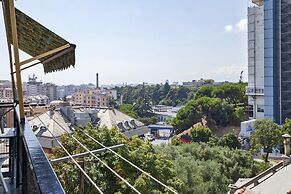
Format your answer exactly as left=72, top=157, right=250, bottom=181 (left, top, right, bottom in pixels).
left=156, top=143, right=270, bottom=194
left=282, top=118, right=291, bottom=135
left=190, top=126, right=213, bottom=143
left=219, top=133, right=241, bottom=149
left=51, top=126, right=183, bottom=194
left=214, top=83, right=247, bottom=105
left=172, top=97, right=235, bottom=132
left=118, top=104, right=138, bottom=118
left=250, top=119, right=282, bottom=162
left=195, top=86, right=216, bottom=99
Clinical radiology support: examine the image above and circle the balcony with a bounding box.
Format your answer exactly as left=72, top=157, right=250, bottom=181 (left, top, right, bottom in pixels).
left=0, top=102, right=65, bottom=194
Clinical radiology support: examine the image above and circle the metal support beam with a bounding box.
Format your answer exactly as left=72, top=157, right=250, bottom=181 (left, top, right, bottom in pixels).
left=50, top=144, right=124, bottom=163
left=19, top=44, right=70, bottom=66
left=8, top=0, right=25, bottom=122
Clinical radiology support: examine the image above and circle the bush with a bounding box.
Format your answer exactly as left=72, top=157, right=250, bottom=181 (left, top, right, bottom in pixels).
left=190, top=126, right=213, bottom=143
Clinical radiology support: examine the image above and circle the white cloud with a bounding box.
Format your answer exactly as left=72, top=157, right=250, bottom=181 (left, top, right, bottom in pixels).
left=236, top=19, right=247, bottom=32
left=224, top=25, right=233, bottom=33
left=224, top=18, right=247, bottom=33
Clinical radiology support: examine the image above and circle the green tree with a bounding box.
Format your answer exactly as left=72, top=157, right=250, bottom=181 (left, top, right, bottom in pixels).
left=214, top=83, right=247, bottom=105
left=172, top=97, right=234, bottom=132
left=190, top=126, right=213, bottom=143
left=156, top=143, right=270, bottom=194
left=250, top=119, right=282, bottom=162
left=282, top=118, right=291, bottom=135
left=51, top=126, right=183, bottom=194
left=118, top=104, right=138, bottom=118
left=195, top=86, right=216, bottom=99
left=219, top=133, right=241, bottom=150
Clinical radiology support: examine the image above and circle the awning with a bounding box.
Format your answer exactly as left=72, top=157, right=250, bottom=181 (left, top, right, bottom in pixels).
left=2, top=0, right=76, bottom=73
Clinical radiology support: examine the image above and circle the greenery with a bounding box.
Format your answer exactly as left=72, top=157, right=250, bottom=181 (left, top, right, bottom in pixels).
left=250, top=119, right=282, bottom=162
left=117, top=81, right=194, bottom=107
left=171, top=97, right=235, bottom=132
left=116, top=82, right=248, bottom=130
left=51, top=125, right=183, bottom=194
left=219, top=133, right=241, bottom=150
left=118, top=104, right=138, bottom=118
left=190, top=126, right=212, bottom=143
left=157, top=143, right=270, bottom=194
left=195, top=83, right=247, bottom=105
left=282, top=118, right=291, bottom=135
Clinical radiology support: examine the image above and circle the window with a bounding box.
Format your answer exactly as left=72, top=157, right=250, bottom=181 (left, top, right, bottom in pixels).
left=257, top=105, right=264, bottom=113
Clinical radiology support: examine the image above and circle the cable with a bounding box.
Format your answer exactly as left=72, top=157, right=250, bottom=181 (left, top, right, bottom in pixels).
left=68, top=113, right=178, bottom=193
left=43, top=111, right=141, bottom=194
left=34, top=113, right=104, bottom=194
left=79, top=128, right=178, bottom=194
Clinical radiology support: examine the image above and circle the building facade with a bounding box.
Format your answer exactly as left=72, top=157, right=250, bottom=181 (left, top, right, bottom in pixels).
left=72, top=88, right=115, bottom=107
left=27, top=74, right=43, bottom=96
left=42, top=83, right=57, bottom=101
left=247, top=0, right=291, bottom=124
left=246, top=3, right=265, bottom=119
left=263, top=0, right=291, bottom=124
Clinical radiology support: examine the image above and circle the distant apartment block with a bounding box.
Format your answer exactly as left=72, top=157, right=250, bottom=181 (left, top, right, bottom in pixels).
left=0, top=87, right=13, bottom=99
left=42, top=83, right=57, bottom=101
left=246, top=3, right=265, bottom=119
left=27, top=74, right=43, bottom=96
left=72, top=88, right=116, bottom=107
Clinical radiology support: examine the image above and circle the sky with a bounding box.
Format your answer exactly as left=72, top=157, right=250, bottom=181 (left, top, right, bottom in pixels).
left=0, top=0, right=251, bottom=85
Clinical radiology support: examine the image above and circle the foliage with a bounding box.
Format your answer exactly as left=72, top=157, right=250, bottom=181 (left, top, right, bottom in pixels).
left=50, top=126, right=183, bottom=194
left=190, top=126, right=212, bottom=143
left=156, top=143, right=270, bottom=194
left=117, top=81, right=193, bottom=106
left=231, top=107, right=248, bottom=125
left=118, top=104, right=138, bottom=118
left=219, top=133, right=241, bottom=150
left=172, top=97, right=235, bottom=132
left=250, top=119, right=282, bottom=162
left=282, top=118, right=291, bottom=135
left=195, top=83, right=247, bottom=105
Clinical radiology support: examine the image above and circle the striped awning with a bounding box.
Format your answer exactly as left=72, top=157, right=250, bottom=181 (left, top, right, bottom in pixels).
left=2, top=0, right=76, bottom=73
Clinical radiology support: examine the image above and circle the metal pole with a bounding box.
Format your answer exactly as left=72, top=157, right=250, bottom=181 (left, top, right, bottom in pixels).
left=8, top=0, right=25, bottom=123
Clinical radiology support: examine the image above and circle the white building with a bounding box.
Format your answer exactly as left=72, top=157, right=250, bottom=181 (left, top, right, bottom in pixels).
left=27, top=74, right=43, bottom=96
left=246, top=4, right=264, bottom=119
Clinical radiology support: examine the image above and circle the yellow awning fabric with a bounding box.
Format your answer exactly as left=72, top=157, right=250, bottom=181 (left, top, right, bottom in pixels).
left=3, top=0, right=76, bottom=73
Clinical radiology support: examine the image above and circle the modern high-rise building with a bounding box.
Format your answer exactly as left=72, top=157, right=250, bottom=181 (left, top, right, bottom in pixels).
left=264, top=0, right=291, bottom=124
left=247, top=0, right=291, bottom=124
left=247, top=2, right=265, bottom=119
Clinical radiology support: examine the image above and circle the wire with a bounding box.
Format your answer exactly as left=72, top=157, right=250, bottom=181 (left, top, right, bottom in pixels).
left=34, top=113, right=104, bottom=194
left=43, top=111, right=141, bottom=194
left=80, top=128, right=178, bottom=194
left=68, top=113, right=178, bottom=193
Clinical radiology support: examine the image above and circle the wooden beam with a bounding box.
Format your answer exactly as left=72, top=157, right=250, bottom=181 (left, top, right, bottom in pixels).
left=8, top=0, right=25, bottom=121
left=19, top=44, right=70, bottom=66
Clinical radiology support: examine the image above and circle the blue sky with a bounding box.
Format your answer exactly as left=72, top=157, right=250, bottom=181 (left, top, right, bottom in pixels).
left=0, top=0, right=250, bottom=85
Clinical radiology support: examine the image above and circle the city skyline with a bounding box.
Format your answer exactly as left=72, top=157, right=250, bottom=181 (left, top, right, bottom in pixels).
left=1, top=0, right=249, bottom=85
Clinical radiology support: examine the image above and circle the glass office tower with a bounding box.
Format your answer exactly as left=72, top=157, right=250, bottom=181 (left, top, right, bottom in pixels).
left=264, top=0, right=291, bottom=124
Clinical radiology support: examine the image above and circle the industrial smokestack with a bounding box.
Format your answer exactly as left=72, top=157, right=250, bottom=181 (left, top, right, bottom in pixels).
left=96, top=73, right=99, bottom=88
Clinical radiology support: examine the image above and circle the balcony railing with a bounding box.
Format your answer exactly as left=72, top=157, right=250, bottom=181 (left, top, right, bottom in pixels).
left=0, top=103, right=65, bottom=194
